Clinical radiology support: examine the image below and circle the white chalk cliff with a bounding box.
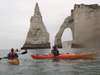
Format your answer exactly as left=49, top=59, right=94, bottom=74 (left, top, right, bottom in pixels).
left=55, top=4, right=100, bottom=49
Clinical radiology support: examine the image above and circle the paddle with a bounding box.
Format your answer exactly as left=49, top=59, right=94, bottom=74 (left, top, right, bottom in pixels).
left=0, top=57, right=8, bottom=60
left=21, top=51, right=27, bottom=54
left=21, top=50, right=28, bottom=55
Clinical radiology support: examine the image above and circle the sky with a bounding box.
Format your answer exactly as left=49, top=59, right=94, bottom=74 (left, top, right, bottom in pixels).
left=0, top=0, right=100, bottom=49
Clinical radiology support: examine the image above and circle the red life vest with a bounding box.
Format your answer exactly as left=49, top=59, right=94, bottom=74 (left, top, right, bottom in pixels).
left=8, top=52, right=18, bottom=59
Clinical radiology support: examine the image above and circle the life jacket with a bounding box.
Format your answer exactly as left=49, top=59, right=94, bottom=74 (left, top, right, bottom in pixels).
left=8, top=52, right=18, bottom=59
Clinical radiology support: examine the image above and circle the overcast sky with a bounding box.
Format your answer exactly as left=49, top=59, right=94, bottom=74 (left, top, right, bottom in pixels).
left=0, top=0, right=100, bottom=49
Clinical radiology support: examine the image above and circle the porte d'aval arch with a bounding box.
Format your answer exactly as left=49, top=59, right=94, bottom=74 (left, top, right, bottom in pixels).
left=55, top=4, right=100, bottom=49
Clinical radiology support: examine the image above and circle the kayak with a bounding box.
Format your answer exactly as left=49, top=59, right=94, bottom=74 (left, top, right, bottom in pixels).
left=31, top=53, right=95, bottom=59
left=8, top=59, right=20, bottom=65
left=8, top=58, right=20, bottom=65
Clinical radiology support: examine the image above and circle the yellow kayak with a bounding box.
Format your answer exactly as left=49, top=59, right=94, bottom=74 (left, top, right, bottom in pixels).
left=8, top=59, right=20, bottom=65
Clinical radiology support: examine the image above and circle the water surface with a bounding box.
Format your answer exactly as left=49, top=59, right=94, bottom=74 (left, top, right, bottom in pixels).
left=0, top=49, right=100, bottom=75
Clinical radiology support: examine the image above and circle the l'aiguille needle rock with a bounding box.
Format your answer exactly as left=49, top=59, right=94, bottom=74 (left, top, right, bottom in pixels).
left=21, top=3, right=50, bottom=49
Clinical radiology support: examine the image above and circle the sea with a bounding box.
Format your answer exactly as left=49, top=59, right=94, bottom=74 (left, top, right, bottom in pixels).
left=0, top=49, right=100, bottom=75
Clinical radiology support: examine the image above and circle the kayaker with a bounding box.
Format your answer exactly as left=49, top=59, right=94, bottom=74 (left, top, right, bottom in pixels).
left=51, top=45, right=60, bottom=56
left=7, top=48, right=18, bottom=60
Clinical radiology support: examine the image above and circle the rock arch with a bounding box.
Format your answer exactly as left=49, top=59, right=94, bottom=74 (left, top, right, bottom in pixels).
left=54, top=16, right=74, bottom=48
left=55, top=4, right=100, bottom=49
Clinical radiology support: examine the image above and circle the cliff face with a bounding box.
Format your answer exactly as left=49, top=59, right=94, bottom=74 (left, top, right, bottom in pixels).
left=55, top=4, right=100, bottom=48
left=73, top=4, right=100, bottom=48
left=21, top=3, right=50, bottom=49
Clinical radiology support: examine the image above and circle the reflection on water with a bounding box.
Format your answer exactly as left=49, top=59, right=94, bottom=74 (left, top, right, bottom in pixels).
left=0, top=49, right=100, bottom=75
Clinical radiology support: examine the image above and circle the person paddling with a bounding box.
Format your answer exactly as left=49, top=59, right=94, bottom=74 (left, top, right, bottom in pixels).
left=7, top=48, right=18, bottom=60
left=51, top=45, right=60, bottom=56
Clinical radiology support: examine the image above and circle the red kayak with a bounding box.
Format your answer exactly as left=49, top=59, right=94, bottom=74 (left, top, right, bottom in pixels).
left=31, top=53, right=94, bottom=59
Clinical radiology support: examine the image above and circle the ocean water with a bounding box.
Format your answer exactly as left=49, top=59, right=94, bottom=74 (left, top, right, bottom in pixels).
left=0, top=49, right=100, bottom=75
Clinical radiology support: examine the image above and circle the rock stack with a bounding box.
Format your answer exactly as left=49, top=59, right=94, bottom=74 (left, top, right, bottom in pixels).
left=21, top=3, right=50, bottom=49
